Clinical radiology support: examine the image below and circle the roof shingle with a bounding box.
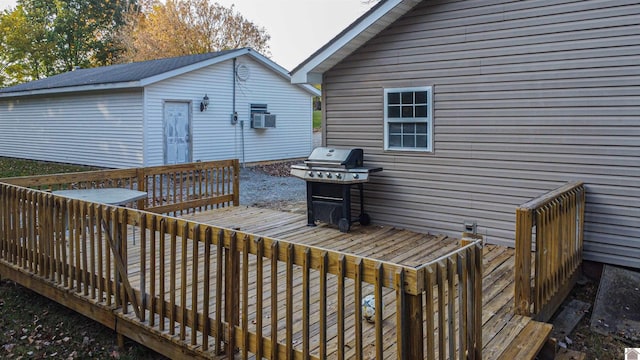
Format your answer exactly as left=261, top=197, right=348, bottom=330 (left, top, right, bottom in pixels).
left=0, top=49, right=238, bottom=94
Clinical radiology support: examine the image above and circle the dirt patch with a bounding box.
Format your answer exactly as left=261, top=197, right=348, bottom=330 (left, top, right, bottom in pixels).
left=0, top=279, right=164, bottom=359
left=249, top=160, right=301, bottom=177
left=553, top=278, right=632, bottom=359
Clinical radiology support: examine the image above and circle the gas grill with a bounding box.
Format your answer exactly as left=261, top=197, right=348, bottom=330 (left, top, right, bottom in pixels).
left=291, top=147, right=382, bottom=232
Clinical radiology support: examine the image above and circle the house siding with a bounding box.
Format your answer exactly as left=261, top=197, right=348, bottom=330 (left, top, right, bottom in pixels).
left=145, top=55, right=313, bottom=166
left=0, top=90, right=144, bottom=168
left=323, top=0, right=640, bottom=267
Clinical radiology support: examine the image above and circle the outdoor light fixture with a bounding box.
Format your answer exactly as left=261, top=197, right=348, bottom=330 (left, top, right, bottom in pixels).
left=200, top=94, right=210, bottom=112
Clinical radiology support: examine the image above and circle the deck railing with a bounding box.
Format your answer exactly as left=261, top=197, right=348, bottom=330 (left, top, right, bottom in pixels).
left=514, top=181, right=585, bottom=321
left=2, top=159, right=240, bottom=215
left=0, top=160, right=484, bottom=359
left=413, top=241, right=484, bottom=359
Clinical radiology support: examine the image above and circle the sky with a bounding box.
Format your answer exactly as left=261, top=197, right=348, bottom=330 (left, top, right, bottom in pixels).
left=0, top=0, right=374, bottom=71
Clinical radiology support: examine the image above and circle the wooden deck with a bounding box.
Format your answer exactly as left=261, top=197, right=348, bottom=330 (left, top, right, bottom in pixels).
left=1, top=159, right=581, bottom=360
left=183, top=206, right=461, bottom=267
left=180, top=206, right=552, bottom=359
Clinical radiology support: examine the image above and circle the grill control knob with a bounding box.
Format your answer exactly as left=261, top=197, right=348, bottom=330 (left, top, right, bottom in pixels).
left=308, top=171, right=314, bottom=177
left=335, top=173, right=342, bottom=179
left=353, top=173, right=359, bottom=179
left=317, top=172, right=323, bottom=177
left=326, top=172, right=332, bottom=178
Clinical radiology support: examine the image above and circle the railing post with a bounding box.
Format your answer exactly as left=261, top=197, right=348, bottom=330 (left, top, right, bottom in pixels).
left=232, top=160, right=240, bottom=206
left=515, top=207, right=533, bottom=316
left=405, top=293, right=424, bottom=359
left=136, top=168, right=146, bottom=210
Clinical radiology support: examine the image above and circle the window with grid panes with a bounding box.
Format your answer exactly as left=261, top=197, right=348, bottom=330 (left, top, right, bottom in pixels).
left=384, top=86, right=433, bottom=152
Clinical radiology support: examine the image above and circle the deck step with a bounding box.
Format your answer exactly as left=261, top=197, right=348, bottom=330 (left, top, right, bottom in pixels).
left=496, top=319, right=553, bottom=360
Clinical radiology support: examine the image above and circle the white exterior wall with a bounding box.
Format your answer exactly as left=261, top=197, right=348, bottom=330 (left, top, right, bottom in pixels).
left=0, top=90, right=144, bottom=168
left=144, top=55, right=313, bottom=166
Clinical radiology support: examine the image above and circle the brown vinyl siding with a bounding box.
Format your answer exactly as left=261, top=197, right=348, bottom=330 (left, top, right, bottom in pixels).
left=323, top=0, right=640, bottom=267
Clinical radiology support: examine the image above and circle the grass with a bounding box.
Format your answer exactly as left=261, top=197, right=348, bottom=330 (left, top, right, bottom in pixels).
left=313, top=110, right=322, bottom=130
left=0, top=156, right=164, bottom=359
left=0, top=157, right=100, bottom=178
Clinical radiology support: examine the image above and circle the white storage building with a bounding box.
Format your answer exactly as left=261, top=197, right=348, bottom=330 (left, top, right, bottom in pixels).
left=0, top=48, right=319, bottom=168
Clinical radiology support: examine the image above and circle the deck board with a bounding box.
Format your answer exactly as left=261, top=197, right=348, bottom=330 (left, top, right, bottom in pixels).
left=184, top=207, right=460, bottom=267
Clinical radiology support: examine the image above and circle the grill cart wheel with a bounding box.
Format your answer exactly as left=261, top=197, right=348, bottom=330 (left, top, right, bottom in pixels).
left=338, top=218, right=350, bottom=233
left=359, top=213, right=371, bottom=226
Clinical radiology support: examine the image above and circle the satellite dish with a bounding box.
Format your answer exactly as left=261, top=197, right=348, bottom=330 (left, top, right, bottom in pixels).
left=236, top=64, right=250, bottom=81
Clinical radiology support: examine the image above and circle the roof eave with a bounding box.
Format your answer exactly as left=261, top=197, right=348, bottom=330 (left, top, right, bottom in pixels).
left=137, top=48, right=319, bottom=96
left=290, top=0, right=421, bottom=85
left=241, top=49, right=321, bottom=97
left=0, top=81, right=143, bottom=99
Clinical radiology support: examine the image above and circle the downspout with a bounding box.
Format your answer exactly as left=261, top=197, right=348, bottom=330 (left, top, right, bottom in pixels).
left=233, top=57, right=246, bottom=168
left=233, top=58, right=236, bottom=120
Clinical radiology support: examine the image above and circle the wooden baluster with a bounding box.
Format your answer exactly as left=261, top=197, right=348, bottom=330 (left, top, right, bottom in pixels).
left=286, top=243, right=294, bottom=360
left=170, top=219, right=177, bottom=335
left=447, top=258, right=456, bottom=359
left=180, top=222, right=188, bottom=340
left=255, top=238, right=264, bottom=360
left=337, top=255, right=345, bottom=360
left=242, top=235, right=249, bottom=360
left=148, top=215, right=155, bottom=327
left=159, top=219, right=166, bottom=331
left=191, top=224, right=200, bottom=346
left=425, top=267, right=436, bottom=360
left=139, top=213, right=147, bottom=322
left=302, top=248, right=311, bottom=360
left=81, top=201, right=88, bottom=295
left=270, top=241, right=279, bottom=360
left=319, top=252, right=328, bottom=360
left=215, top=229, right=224, bottom=355
left=97, top=205, right=104, bottom=302
left=353, top=258, right=363, bottom=360
left=119, top=208, right=128, bottom=312
left=374, top=263, right=384, bottom=360
left=458, top=252, right=468, bottom=359
left=395, top=269, right=406, bottom=360
left=202, top=227, right=212, bottom=351
left=89, top=205, right=96, bottom=300
left=225, top=232, right=239, bottom=359
left=473, top=243, right=483, bottom=360
left=437, top=261, right=446, bottom=360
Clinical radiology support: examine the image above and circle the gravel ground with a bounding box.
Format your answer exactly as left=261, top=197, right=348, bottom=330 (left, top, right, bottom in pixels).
left=238, top=131, right=321, bottom=211
left=238, top=131, right=321, bottom=208
left=239, top=161, right=307, bottom=210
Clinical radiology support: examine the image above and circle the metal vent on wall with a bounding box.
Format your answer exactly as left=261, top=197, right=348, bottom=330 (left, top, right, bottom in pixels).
left=236, top=64, right=250, bottom=81
left=251, top=113, right=276, bottom=128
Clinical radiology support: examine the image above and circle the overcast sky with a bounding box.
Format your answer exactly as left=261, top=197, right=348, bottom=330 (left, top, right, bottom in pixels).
left=0, top=0, right=374, bottom=71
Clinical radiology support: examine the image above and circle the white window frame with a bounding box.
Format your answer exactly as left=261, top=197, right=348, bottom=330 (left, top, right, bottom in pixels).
left=383, top=86, right=433, bottom=152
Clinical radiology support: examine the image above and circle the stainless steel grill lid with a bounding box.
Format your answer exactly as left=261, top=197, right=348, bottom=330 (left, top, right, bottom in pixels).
left=291, top=147, right=381, bottom=184
left=304, top=147, right=363, bottom=169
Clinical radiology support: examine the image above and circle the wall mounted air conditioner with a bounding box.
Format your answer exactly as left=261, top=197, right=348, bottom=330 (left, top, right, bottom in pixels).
left=251, top=113, right=276, bottom=128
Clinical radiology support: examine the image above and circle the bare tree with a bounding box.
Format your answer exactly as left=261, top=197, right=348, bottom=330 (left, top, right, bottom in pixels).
left=117, top=0, right=270, bottom=62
